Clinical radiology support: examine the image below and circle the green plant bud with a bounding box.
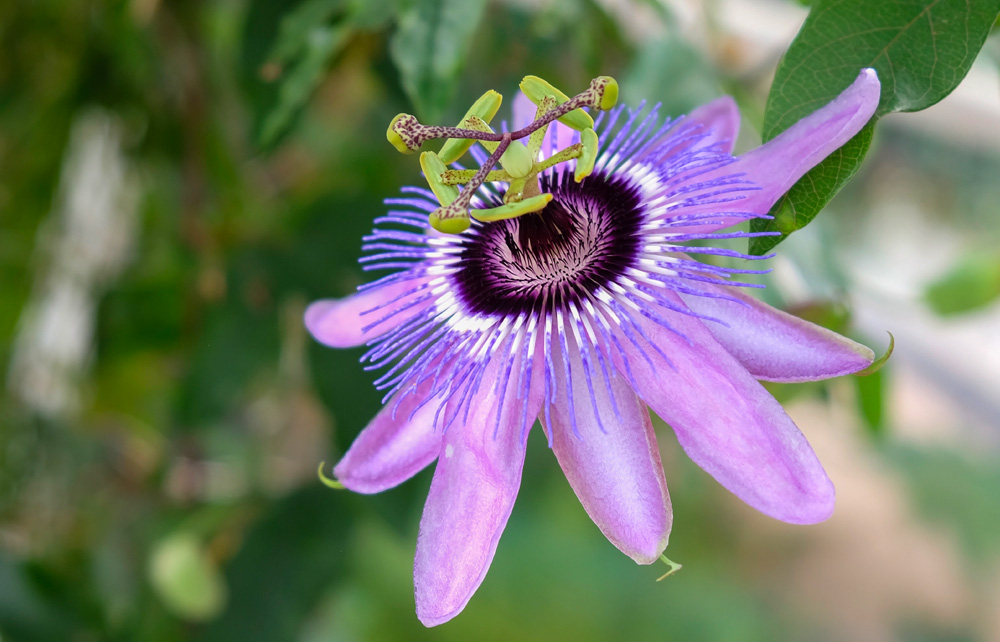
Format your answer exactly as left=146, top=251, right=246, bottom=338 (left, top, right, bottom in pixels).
left=500, top=141, right=534, bottom=178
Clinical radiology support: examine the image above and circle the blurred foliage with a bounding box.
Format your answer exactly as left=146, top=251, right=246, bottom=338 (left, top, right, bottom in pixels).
left=1, top=0, right=999, bottom=640
left=888, top=445, right=1000, bottom=562
left=390, top=0, right=490, bottom=123
left=924, top=251, right=1000, bottom=316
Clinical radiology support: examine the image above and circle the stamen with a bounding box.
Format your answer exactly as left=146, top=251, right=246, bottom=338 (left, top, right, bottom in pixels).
left=385, top=75, right=620, bottom=233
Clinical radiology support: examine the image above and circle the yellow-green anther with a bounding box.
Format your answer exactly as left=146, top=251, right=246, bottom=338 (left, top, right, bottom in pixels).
left=438, top=90, right=504, bottom=164
left=520, top=75, right=594, bottom=131
left=419, top=152, right=459, bottom=206
left=461, top=116, right=500, bottom=154
left=589, top=76, right=619, bottom=111
left=575, top=128, right=599, bottom=182
left=472, top=193, right=552, bottom=222
left=535, top=143, right=583, bottom=173
left=429, top=201, right=471, bottom=234
left=387, top=113, right=421, bottom=154
left=440, top=168, right=512, bottom=185
left=527, top=95, right=557, bottom=158
left=499, top=141, right=533, bottom=179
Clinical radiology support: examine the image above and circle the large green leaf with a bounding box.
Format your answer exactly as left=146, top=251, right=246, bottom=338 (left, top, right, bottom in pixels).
left=750, top=0, right=1000, bottom=255
left=389, top=0, right=489, bottom=123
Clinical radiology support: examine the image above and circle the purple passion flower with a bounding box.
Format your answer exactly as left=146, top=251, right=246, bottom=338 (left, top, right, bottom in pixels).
left=306, top=69, right=880, bottom=626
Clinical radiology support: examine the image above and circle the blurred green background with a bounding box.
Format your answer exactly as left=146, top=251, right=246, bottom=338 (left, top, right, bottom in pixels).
left=2, top=0, right=1000, bottom=640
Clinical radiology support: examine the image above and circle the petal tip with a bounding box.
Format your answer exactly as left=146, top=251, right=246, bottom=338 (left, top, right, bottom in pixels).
left=303, top=299, right=338, bottom=345
left=773, top=480, right=836, bottom=525
left=416, top=605, right=462, bottom=628
left=626, top=530, right=671, bottom=566
left=303, top=298, right=327, bottom=326
left=847, top=68, right=881, bottom=117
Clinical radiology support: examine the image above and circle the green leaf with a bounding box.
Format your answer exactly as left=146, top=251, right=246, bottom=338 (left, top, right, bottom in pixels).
left=924, top=250, right=1000, bottom=315
left=243, top=0, right=387, bottom=149
left=389, top=0, right=489, bottom=123
left=750, top=0, right=1000, bottom=255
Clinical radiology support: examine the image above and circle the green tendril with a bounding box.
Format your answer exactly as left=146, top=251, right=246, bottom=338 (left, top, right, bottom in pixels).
left=656, top=555, right=683, bottom=581
left=855, top=332, right=894, bottom=376
left=317, top=462, right=345, bottom=490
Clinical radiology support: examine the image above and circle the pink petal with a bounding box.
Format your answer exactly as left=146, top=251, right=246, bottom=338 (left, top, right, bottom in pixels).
left=547, top=335, right=671, bottom=564
left=639, top=96, right=740, bottom=163
left=413, top=348, right=545, bottom=627
left=512, top=92, right=536, bottom=131
left=513, top=92, right=580, bottom=158
left=333, top=381, right=446, bottom=494
left=679, top=282, right=874, bottom=382
left=685, top=95, right=740, bottom=154
left=609, top=294, right=835, bottom=524
left=304, top=276, right=432, bottom=348
left=670, top=68, right=880, bottom=234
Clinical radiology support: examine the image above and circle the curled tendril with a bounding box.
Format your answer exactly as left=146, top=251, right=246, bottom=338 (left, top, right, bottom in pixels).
left=317, top=461, right=345, bottom=490
left=855, top=331, right=894, bottom=376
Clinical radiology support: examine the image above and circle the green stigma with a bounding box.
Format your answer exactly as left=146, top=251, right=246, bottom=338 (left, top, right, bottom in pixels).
left=385, top=75, right=620, bottom=234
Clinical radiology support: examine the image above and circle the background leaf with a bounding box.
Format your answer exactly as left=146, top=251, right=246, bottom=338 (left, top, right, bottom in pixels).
left=750, top=0, right=1000, bottom=255
left=389, top=0, right=489, bottom=122
left=886, top=445, right=1000, bottom=561
left=924, top=249, right=1000, bottom=315
left=193, top=488, right=352, bottom=642
left=259, top=24, right=350, bottom=147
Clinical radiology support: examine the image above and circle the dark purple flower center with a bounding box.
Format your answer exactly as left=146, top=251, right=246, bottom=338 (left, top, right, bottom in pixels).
left=454, top=170, right=644, bottom=316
